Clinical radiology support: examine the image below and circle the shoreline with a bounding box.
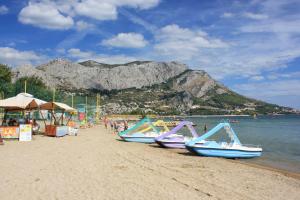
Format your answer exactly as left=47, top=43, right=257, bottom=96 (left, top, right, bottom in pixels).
left=158, top=144, right=300, bottom=180
left=107, top=114, right=300, bottom=120
left=233, top=160, right=300, bottom=180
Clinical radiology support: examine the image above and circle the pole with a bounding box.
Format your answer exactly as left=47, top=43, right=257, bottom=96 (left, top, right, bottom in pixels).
left=24, top=80, right=27, bottom=93
left=96, top=94, right=98, bottom=120
left=0, top=92, right=3, bottom=122
left=96, top=93, right=100, bottom=123
left=98, top=94, right=101, bottom=118
left=71, top=94, right=74, bottom=108
left=85, top=96, right=88, bottom=123
left=53, top=88, right=56, bottom=102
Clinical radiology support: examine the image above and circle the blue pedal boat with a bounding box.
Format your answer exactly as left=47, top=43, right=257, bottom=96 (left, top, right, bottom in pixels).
left=185, top=123, right=262, bottom=158
left=118, top=118, right=165, bottom=143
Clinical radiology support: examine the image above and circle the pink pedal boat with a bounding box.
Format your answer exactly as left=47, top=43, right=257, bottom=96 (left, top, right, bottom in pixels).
left=155, top=121, right=200, bottom=149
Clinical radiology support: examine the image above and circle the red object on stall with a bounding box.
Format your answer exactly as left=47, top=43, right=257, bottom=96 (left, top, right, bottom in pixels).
left=0, top=134, right=3, bottom=145
left=79, top=113, right=85, bottom=121
left=45, top=125, right=56, bottom=137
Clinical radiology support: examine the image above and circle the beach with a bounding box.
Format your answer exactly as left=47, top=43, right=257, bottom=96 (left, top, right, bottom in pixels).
left=0, top=125, right=299, bottom=200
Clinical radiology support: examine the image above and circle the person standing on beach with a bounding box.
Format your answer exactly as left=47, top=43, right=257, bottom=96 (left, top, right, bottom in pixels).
left=123, top=120, right=128, bottom=131
left=0, top=134, right=3, bottom=145
left=103, top=117, right=108, bottom=129
left=113, top=121, right=118, bottom=134
left=32, top=119, right=40, bottom=135
left=110, top=120, right=114, bottom=132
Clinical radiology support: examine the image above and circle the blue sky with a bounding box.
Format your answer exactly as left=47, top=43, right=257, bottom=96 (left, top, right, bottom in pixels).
left=0, top=0, right=300, bottom=109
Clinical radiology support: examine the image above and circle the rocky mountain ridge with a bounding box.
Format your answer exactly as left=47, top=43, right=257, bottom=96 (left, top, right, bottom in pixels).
left=13, top=59, right=189, bottom=91
left=12, top=59, right=289, bottom=115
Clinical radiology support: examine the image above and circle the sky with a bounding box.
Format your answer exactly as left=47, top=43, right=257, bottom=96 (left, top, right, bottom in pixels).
left=0, top=0, right=300, bottom=109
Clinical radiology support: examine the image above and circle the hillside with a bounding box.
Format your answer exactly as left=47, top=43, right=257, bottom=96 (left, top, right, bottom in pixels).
left=12, top=59, right=293, bottom=115
left=13, top=59, right=187, bottom=91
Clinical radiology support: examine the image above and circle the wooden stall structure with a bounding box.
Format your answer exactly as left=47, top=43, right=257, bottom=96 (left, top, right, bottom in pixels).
left=40, top=102, right=76, bottom=137
left=0, top=93, right=46, bottom=141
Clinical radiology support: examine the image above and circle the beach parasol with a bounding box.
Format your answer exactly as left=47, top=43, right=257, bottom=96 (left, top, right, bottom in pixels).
left=0, top=93, right=47, bottom=111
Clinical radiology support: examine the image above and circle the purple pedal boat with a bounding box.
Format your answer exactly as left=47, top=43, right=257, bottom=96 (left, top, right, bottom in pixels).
left=154, top=121, right=200, bottom=149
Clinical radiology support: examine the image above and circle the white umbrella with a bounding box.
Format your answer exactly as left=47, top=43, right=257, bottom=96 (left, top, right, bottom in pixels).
left=0, top=93, right=47, bottom=111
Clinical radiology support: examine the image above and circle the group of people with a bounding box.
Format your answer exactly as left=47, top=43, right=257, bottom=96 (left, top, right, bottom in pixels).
left=1, top=118, right=40, bottom=134
left=2, top=118, right=31, bottom=126
left=103, top=117, right=128, bottom=134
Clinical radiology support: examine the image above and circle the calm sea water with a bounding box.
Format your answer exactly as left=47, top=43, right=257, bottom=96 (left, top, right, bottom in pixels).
left=164, top=115, right=300, bottom=173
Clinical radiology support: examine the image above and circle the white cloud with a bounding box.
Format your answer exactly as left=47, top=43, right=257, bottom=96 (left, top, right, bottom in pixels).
left=166, top=0, right=300, bottom=81
left=0, top=47, right=46, bottom=66
left=222, top=12, right=268, bottom=20
left=68, top=48, right=94, bottom=59
left=74, top=0, right=117, bottom=20
left=102, top=33, right=148, bottom=48
left=118, top=8, right=157, bottom=33
left=18, top=0, right=160, bottom=30
left=240, top=19, right=300, bottom=34
left=243, top=12, right=268, bottom=20
left=234, top=80, right=300, bottom=108
left=18, top=2, right=74, bottom=30
left=234, top=80, right=300, bottom=99
left=75, top=20, right=95, bottom=31
left=222, top=12, right=234, bottom=18
left=153, top=24, right=228, bottom=60
left=0, top=5, right=8, bottom=15
left=192, top=47, right=300, bottom=80
left=267, top=71, right=300, bottom=80
left=56, top=48, right=66, bottom=54
left=73, top=0, right=160, bottom=20
left=67, top=48, right=137, bottom=64
left=250, top=75, right=264, bottom=81
left=114, top=0, right=160, bottom=9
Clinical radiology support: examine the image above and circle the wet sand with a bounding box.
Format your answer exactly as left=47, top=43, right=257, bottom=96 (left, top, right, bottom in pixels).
left=0, top=125, right=299, bottom=200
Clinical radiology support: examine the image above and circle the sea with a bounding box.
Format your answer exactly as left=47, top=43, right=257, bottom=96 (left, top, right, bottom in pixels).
left=165, top=115, right=300, bottom=174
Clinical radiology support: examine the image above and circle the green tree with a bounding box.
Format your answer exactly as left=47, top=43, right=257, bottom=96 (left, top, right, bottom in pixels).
left=0, top=64, right=14, bottom=97
left=14, top=76, right=54, bottom=101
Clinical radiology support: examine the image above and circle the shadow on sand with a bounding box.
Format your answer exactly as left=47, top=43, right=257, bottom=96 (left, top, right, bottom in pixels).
left=177, top=151, right=199, bottom=157
left=149, top=144, right=164, bottom=148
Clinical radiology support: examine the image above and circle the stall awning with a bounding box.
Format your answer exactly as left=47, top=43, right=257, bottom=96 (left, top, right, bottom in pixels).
left=0, top=93, right=47, bottom=111
left=40, top=102, right=76, bottom=112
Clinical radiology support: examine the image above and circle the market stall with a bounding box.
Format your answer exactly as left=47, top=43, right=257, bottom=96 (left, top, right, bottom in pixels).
left=40, top=102, right=76, bottom=137
left=0, top=93, right=46, bottom=141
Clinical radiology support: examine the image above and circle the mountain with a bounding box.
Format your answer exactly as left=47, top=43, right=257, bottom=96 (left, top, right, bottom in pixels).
left=12, top=59, right=292, bottom=115
left=13, top=59, right=188, bottom=91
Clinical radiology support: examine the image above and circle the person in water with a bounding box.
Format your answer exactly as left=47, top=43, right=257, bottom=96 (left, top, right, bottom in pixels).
left=204, top=124, right=207, bottom=133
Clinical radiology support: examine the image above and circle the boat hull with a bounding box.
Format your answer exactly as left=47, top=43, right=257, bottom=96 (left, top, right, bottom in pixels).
left=155, top=139, right=186, bottom=148
left=185, top=145, right=262, bottom=158
left=120, top=135, right=156, bottom=143
left=155, top=137, right=203, bottom=149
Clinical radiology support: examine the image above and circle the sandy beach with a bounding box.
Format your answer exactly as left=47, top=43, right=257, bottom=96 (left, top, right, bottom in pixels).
left=1, top=126, right=300, bottom=200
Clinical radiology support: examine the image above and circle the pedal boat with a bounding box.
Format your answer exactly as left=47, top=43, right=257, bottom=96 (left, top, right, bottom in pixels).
left=185, top=123, right=262, bottom=158
left=155, top=121, right=200, bottom=148
left=118, top=118, right=169, bottom=143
